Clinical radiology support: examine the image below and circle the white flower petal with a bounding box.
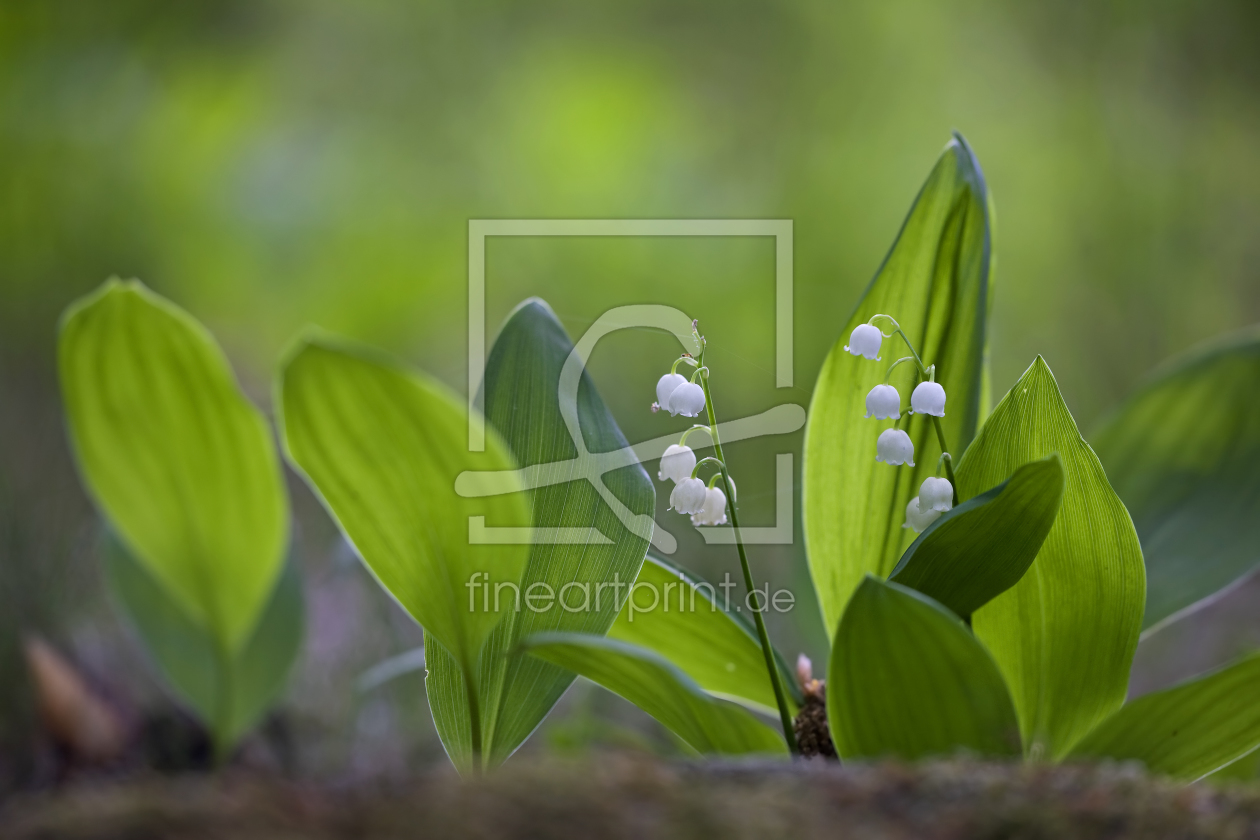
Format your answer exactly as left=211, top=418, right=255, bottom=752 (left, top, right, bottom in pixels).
left=670, top=477, right=708, bottom=515
left=658, top=444, right=697, bottom=483
left=918, top=477, right=954, bottom=513
left=903, top=496, right=942, bottom=533
left=690, top=486, right=728, bottom=526
left=667, top=381, right=706, bottom=417
left=656, top=373, right=688, bottom=409
left=844, top=323, right=883, bottom=360
left=864, top=384, right=901, bottom=420
left=910, top=381, right=946, bottom=417
left=875, top=428, right=915, bottom=466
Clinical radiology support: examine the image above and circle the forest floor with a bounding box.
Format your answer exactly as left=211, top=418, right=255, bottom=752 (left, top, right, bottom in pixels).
left=4, top=754, right=1260, bottom=840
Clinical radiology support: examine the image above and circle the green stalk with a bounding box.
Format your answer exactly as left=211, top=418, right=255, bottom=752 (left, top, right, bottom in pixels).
left=696, top=361, right=800, bottom=755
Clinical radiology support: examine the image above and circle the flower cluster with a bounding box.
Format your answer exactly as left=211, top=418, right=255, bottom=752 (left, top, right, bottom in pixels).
left=847, top=314, right=956, bottom=532
left=652, top=325, right=731, bottom=528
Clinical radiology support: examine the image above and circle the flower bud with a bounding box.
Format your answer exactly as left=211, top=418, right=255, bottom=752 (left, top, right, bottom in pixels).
left=667, top=381, right=706, bottom=417
left=658, top=444, right=697, bottom=483
left=656, top=373, right=688, bottom=410
left=669, top=477, right=708, bottom=515
left=918, top=477, right=953, bottom=513
left=875, top=428, right=915, bottom=466
left=690, top=486, right=728, bottom=526
left=903, top=496, right=942, bottom=533
left=844, top=324, right=883, bottom=360
left=864, top=384, right=901, bottom=420
left=910, top=381, right=946, bottom=416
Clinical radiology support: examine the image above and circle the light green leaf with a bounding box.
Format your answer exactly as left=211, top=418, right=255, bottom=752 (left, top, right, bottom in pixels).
left=961, top=357, right=1145, bottom=758
left=1068, top=652, right=1260, bottom=782
left=277, top=334, right=530, bottom=682
left=803, top=133, right=994, bottom=634
left=827, top=576, right=1020, bottom=760
left=1091, top=326, right=1260, bottom=632
left=890, top=455, right=1064, bottom=619
left=607, top=554, right=801, bottom=714
left=58, top=279, right=288, bottom=654
left=522, top=633, right=787, bottom=756
left=424, top=299, right=655, bottom=768
left=104, top=536, right=303, bottom=749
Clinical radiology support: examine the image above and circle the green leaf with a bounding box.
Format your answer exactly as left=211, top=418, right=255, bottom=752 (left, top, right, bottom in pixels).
left=104, top=536, right=303, bottom=749
left=889, top=454, right=1064, bottom=619
left=607, top=554, right=802, bottom=714
left=59, top=279, right=289, bottom=654
left=1091, top=326, right=1260, bottom=632
left=277, top=334, right=530, bottom=681
left=827, top=576, right=1020, bottom=760
left=803, top=133, right=994, bottom=634
left=423, top=299, right=655, bottom=768
left=1068, top=652, right=1260, bottom=782
left=960, top=357, right=1145, bottom=758
left=522, top=633, right=787, bottom=756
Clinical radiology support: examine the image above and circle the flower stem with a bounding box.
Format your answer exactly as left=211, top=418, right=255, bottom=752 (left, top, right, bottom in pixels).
left=930, top=417, right=960, bottom=506
left=696, top=358, right=800, bottom=755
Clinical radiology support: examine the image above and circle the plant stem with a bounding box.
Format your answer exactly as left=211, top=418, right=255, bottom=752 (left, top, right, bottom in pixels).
left=697, top=363, right=800, bottom=755
left=886, top=320, right=960, bottom=507
left=930, top=417, right=960, bottom=506
left=464, top=662, right=483, bottom=774
left=210, top=632, right=234, bottom=768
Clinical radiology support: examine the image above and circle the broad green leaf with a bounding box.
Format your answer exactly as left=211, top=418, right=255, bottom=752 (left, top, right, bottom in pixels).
left=804, top=133, right=994, bottom=634
left=961, top=357, right=1145, bottom=758
left=1091, top=326, right=1260, bottom=632
left=104, top=536, right=303, bottom=749
left=424, top=299, right=655, bottom=769
left=889, top=455, right=1064, bottom=619
left=827, top=576, right=1020, bottom=760
left=277, top=335, right=530, bottom=681
left=59, top=279, right=288, bottom=653
left=1069, top=652, right=1260, bottom=782
left=522, top=633, right=786, bottom=756
left=607, top=555, right=802, bottom=714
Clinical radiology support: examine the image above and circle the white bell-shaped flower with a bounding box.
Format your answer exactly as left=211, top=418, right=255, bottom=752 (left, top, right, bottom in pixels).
left=864, top=384, right=901, bottom=420
left=903, top=496, right=942, bottom=533
left=658, top=444, right=697, bottom=483
left=844, top=324, right=883, bottom=360
left=667, top=381, right=706, bottom=417
left=875, top=428, right=915, bottom=466
left=918, top=477, right=953, bottom=513
left=690, top=485, right=728, bottom=526
left=670, top=477, right=708, bottom=515
left=656, top=372, right=687, bottom=409
left=910, top=381, right=946, bottom=416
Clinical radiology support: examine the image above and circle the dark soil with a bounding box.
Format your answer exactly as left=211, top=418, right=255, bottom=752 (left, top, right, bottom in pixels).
left=4, top=755, right=1260, bottom=840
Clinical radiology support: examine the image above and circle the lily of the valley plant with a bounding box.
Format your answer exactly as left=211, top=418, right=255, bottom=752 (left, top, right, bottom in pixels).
left=54, top=132, right=1260, bottom=781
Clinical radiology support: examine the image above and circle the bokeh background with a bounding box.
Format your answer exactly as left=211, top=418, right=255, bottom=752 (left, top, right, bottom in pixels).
left=2, top=0, right=1258, bottom=783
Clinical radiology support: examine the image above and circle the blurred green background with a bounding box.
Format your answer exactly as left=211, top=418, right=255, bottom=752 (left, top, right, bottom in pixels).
left=2, top=0, right=1258, bottom=779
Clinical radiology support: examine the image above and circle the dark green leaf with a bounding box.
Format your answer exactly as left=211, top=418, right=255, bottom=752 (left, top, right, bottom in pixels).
left=804, top=134, right=994, bottom=634
left=960, top=357, right=1145, bottom=758
left=827, top=576, right=1020, bottom=760
left=425, top=300, right=655, bottom=768
left=890, top=455, right=1064, bottom=619
left=1069, top=652, right=1260, bottom=782
left=522, top=633, right=787, bottom=756
left=1092, top=326, right=1260, bottom=632
left=103, top=535, right=303, bottom=749
left=607, top=554, right=801, bottom=714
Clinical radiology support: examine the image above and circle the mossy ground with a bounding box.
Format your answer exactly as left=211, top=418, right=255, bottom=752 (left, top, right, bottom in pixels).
left=5, top=755, right=1260, bottom=840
